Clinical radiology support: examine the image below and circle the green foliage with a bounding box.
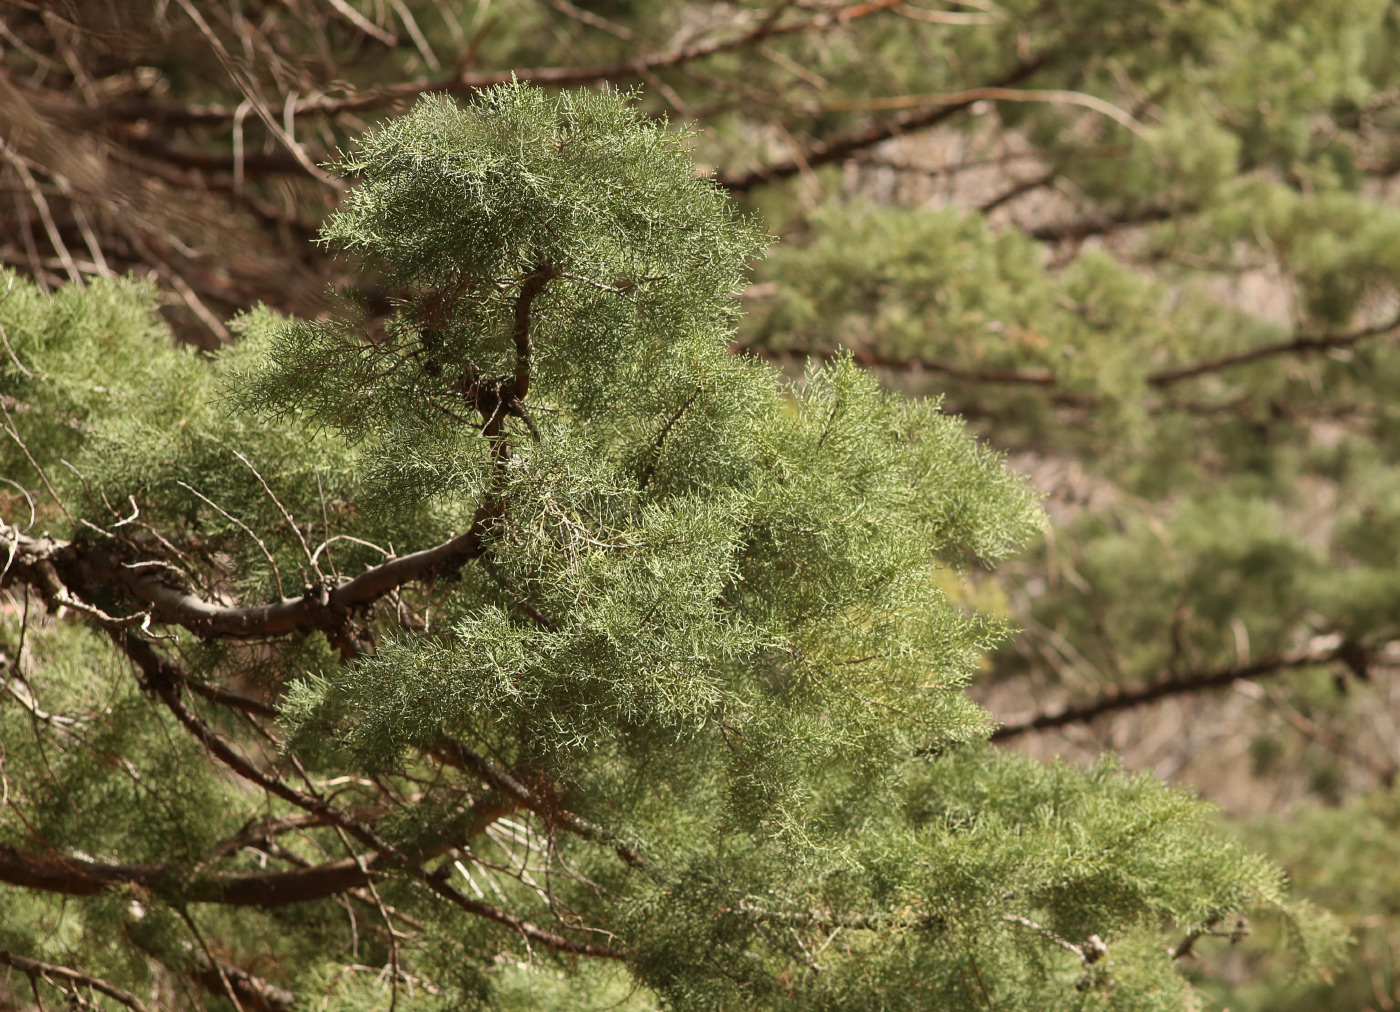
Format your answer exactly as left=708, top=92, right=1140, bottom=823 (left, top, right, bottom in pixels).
left=1202, top=790, right=1400, bottom=1011
left=0, top=81, right=1352, bottom=1012
left=616, top=747, right=1348, bottom=1012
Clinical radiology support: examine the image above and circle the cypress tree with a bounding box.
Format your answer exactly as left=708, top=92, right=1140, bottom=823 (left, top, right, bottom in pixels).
left=0, top=83, right=1347, bottom=1011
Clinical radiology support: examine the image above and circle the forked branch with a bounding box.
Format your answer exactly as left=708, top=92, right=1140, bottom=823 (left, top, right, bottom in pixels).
left=0, top=947, right=156, bottom=1012
left=1, top=512, right=490, bottom=641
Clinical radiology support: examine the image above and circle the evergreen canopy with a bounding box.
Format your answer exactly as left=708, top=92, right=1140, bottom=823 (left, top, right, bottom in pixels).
left=0, top=83, right=1346, bottom=1011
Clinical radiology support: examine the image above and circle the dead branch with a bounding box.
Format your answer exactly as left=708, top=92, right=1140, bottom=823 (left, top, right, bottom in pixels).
left=96, top=0, right=906, bottom=127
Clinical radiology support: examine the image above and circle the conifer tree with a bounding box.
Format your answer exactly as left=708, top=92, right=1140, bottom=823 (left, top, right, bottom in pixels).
left=0, top=84, right=1345, bottom=1012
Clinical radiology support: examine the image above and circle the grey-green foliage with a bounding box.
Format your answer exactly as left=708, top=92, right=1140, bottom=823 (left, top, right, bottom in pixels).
left=0, top=84, right=1345, bottom=1012
left=616, top=746, right=1347, bottom=1012
left=249, top=86, right=1042, bottom=798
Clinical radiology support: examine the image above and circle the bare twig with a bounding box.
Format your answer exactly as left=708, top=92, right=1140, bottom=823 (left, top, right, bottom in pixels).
left=322, top=0, right=398, bottom=45
left=0, top=947, right=157, bottom=1012
left=177, top=907, right=247, bottom=1012
left=230, top=449, right=318, bottom=581
left=0, top=145, right=81, bottom=284
left=1003, top=914, right=1107, bottom=966
left=639, top=384, right=704, bottom=490
left=177, top=480, right=287, bottom=598
left=99, top=0, right=906, bottom=126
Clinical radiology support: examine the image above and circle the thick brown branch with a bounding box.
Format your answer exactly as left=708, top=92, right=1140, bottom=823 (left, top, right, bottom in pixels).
left=512, top=263, right=558, bottom=402
left=190, top=960, right=294, bottom=1012
left=990, top=640, right=1365, bottom=741
left=0, top=843, right=366, bottom=906
left=0, top=843, right=165, bottom=897
left=0, top=839, right=621, bottom=959
left=1, top=772, right=507, bottom=909
left=2, top=509, right=489, bottom=641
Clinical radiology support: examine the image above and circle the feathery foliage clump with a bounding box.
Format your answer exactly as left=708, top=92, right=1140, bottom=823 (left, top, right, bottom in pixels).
left=0, top=84, right=1343, bottom=1012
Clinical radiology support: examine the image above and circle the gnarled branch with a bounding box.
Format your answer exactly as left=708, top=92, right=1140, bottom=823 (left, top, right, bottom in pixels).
left=1, top=513, right=488, bottom=641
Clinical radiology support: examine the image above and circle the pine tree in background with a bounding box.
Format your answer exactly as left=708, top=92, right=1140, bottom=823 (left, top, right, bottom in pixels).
left=0, top=84, right=1348, bottom=1012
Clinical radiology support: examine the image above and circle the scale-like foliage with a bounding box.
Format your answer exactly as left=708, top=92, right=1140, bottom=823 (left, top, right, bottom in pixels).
left=0, top=84, right=1343, bottom=1012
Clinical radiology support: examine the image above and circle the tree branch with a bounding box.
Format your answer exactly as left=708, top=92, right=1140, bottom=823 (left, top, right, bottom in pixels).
left=186, top=681, right=280, bottom=720
left=2, top=511, right=489, bottom=641
left=189, top=958, right=295, bottom=1012
left=638, top=384, right=704, bottom=490
left=418, top=874, right=629, bottom=960
left=118, top=632, right=399, bottom=855
left=0, top=947, right=157, bottom=1012
left=0, top=843, right=366, bottom=905
left=741, top=315, right=1400, bottom=396
left=1026, top=204, right=1181, bottom=242
left=512, top=262, right=559, bottom=402
left=0, top=835, right=627, bottom=960
left=117, top=635, right=624, bottom=958
left=1145, top=316, right=1400, bottom=387
left=736, top=340, right=1057, bottom=388
left=989, top=639, right=1372, bottom=741
left=95, top=1, right=905, bottom=128
left=0, top=843, right=165, bottom=897
left=430, top=737, right=644, bottom=868
left=714, top=53, right=1054, bottom=191
left=979, top=169, right=1058, bottom=215
left=1002, top=915, right=1106, bottom=966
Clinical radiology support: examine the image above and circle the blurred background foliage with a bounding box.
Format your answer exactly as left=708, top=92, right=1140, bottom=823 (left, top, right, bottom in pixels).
left=2, top=0, right=1399, bottom=1008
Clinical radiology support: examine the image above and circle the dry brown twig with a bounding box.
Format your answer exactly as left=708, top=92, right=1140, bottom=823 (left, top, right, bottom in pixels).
left=0, top=947, right=157, bottom=1012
